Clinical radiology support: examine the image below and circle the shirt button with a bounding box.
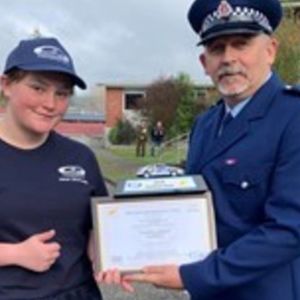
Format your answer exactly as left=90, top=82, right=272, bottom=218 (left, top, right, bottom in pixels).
left=241, top=181, right=249, bottom=189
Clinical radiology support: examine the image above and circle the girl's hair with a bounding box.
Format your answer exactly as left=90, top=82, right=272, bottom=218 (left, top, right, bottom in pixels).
left=4, top=68, right=28, bottom=83
left=2, top=68, right=74, bottom=97
left=0, top=68, right=74, bottom=102
left=1, top=69, right=28, bottom=102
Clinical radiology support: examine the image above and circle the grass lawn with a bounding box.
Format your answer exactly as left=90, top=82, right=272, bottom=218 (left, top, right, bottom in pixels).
left=95, top=143, right=187, bottom=183
left=109, top=144, right=187, bottom=166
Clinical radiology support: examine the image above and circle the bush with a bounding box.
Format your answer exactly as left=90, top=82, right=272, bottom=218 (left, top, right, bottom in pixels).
left=108, top=119, right=136, bottom=145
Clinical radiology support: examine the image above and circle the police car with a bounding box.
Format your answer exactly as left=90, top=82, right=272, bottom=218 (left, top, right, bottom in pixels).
left=136, top=163, right=184, bottom=178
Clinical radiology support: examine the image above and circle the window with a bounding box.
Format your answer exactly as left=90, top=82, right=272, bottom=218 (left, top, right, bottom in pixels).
left=124, top=92, right=145, bottom=110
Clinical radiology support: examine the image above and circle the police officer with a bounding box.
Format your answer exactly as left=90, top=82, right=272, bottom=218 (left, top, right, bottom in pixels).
left=102, top=0, right=300, bottom=299
left=136, top=121, right=148, bottom=157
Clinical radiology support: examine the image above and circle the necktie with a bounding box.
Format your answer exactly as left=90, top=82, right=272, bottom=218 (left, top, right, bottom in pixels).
left=218, top=112, right=233, bottom=136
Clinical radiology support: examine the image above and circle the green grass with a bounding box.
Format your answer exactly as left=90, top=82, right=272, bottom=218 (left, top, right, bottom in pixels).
left=96, top=155, right=135, bottom=182
left=109, top=144, right=187, bottom=165
left=95, top=143, right=187, bottom=183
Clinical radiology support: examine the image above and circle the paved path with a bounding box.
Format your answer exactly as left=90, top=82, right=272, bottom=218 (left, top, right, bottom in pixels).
left=97, top=147, right=141, bottom=182
left=99, top=283, right=189, bottom=300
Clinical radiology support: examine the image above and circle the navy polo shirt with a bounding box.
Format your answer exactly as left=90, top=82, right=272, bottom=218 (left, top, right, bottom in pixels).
left=0, top=132, right=107, bottom=299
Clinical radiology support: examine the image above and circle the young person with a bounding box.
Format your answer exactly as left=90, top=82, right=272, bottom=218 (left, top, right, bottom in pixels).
left=0, top=37, right=107, bottom=299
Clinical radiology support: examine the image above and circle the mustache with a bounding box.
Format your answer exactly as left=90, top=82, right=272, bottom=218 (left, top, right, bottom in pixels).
left=217, top=65, right=247, bottom=78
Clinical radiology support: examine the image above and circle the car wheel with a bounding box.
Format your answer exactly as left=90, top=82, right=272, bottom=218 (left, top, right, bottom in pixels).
left=143, top=172, right=151, bottom=178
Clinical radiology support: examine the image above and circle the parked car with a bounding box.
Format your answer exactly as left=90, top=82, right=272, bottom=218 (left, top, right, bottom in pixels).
left=136, top=163, right=184, bottom=178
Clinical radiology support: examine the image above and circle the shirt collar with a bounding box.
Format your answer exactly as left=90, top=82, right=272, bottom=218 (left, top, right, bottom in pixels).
left=225, top=72, right=272, bottom=118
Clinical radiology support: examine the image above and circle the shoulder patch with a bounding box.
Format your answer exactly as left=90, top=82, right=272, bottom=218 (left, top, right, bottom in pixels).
left=284, top=85, right=300, bottom=96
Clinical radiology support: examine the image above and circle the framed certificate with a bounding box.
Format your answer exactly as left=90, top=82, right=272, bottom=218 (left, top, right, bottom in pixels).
left=92, top=192, right=216, bottom=273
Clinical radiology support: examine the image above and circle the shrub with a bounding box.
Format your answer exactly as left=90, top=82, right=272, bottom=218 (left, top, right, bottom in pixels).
left=108, top=119, right=136, bottom=145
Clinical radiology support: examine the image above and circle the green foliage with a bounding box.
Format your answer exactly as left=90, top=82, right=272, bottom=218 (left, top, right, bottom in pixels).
left=143, top=73, right=210, bottom=139
left=0, top=91, right=7, bottom=108
left=169, top=73, right=200, bottom=137
left=108, top=119, right=136, bottom=145
left=274, top=18, right=300, bottom=84
left=142, top=76, right=179, bottom=133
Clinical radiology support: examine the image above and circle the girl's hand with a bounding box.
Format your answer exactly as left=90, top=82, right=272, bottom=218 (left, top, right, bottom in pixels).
left=15, top=229, right=61, bottom=272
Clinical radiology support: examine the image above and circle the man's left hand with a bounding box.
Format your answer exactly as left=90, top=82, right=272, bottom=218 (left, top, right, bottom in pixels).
left=124, top=264, right=184, bottom=289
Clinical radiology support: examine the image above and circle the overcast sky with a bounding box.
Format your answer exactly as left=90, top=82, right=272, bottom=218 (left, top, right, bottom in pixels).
left=0, top=0, right=211, bottom=92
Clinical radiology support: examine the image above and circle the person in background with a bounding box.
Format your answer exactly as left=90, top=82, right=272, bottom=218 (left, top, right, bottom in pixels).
left=0, top=37, right=107, bottom=299
left=135, top=121, right=148, bottom=157
left=99, top=0, right=300, bottom=299
left=150, top=120, right=165, bottom=157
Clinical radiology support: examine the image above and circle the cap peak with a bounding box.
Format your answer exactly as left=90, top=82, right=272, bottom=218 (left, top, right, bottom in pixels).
left=4, top=37, right=86, bottom=89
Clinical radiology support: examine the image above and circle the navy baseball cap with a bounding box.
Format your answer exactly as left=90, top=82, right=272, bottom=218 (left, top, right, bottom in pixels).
left=4, top=37, right=86, bottom=89
left=188, top=0, right=283, bottom=45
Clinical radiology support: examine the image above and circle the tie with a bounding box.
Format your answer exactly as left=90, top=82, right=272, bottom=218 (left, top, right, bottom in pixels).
left=218, top=112, right=233, bottom=136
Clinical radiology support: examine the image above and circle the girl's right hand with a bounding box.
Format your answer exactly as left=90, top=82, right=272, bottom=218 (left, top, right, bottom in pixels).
left=15, top=229, right=61, bottom=272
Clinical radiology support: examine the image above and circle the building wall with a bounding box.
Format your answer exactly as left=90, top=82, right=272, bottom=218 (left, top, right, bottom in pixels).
left=91, top=85, right=106, bottom=114
left=106, top=88, right=123, bottom=128
left=55, top=121, right=105, bottom=136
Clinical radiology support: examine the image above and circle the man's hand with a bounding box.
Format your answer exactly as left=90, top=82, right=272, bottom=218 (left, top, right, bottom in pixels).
left=124, top=265, right=184, bottom=289
left=15, top=229, right=61, bottom=272
left=95, top=269, right=135, bottom=293
left=86, top=231, right=133, bottom=291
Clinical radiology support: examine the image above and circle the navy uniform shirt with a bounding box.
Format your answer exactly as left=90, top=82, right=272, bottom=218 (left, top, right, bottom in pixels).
left=180, top=73, right=300, bottom=300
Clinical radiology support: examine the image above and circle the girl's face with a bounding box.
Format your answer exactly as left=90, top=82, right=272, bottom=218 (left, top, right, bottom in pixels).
left=1, top=71, right=73, bottom=142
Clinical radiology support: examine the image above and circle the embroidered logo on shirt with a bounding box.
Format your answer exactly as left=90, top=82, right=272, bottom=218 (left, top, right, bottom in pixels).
left=58, top=165, right=88, bottom=184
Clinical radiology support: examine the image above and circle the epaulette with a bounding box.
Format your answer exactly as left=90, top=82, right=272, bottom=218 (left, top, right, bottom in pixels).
left=284, top=85, right=300, bottom=96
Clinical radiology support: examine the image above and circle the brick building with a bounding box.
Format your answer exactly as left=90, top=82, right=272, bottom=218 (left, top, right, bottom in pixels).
left=96, top=82, right=146, bottom=129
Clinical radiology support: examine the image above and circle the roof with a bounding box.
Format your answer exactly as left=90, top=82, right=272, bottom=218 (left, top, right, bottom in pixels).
left=63, top=112, right=105, bottom=122
left=97, top=81, right=213, bottom=90
left=97, top=82, right=149, bottom=90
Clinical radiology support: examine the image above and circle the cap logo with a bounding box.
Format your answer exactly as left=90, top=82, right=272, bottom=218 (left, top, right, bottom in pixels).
left=33, top=45, right=70, bottom=65
left=217, top=0, right=233, bottom=19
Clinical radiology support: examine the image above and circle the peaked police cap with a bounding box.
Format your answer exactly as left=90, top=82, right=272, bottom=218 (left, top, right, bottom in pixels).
left=188, top=0, right=283, bottom=45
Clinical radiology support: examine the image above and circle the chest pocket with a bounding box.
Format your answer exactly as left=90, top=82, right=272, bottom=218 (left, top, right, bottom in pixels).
left=221, top=166, right=271, bottom=219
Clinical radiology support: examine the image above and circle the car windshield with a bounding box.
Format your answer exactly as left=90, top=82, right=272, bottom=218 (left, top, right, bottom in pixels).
left=156, top=165, right=166, bottom=171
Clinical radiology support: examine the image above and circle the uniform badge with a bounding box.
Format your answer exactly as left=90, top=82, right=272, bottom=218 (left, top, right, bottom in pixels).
left=225, top=158, right=237, bottom=166
left=217, top=0, right=234, bottom=19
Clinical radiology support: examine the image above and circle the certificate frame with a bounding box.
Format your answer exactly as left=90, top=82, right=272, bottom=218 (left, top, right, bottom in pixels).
left=91, top=192, right=216, bottom=273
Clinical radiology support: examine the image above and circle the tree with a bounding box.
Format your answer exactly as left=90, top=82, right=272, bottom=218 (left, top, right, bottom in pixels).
left=169, top=73, right=201, bottom=137
left=108, top=119, right=136, bottom=145
left=142, top=76, right=179, bottom=135
left=142, top=73, right=210, bottom=138
left=274, top=18, right=300, bottom=84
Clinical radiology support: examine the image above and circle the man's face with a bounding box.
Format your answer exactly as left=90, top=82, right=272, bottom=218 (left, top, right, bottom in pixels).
left=200, top=33, right=278, bottom=105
